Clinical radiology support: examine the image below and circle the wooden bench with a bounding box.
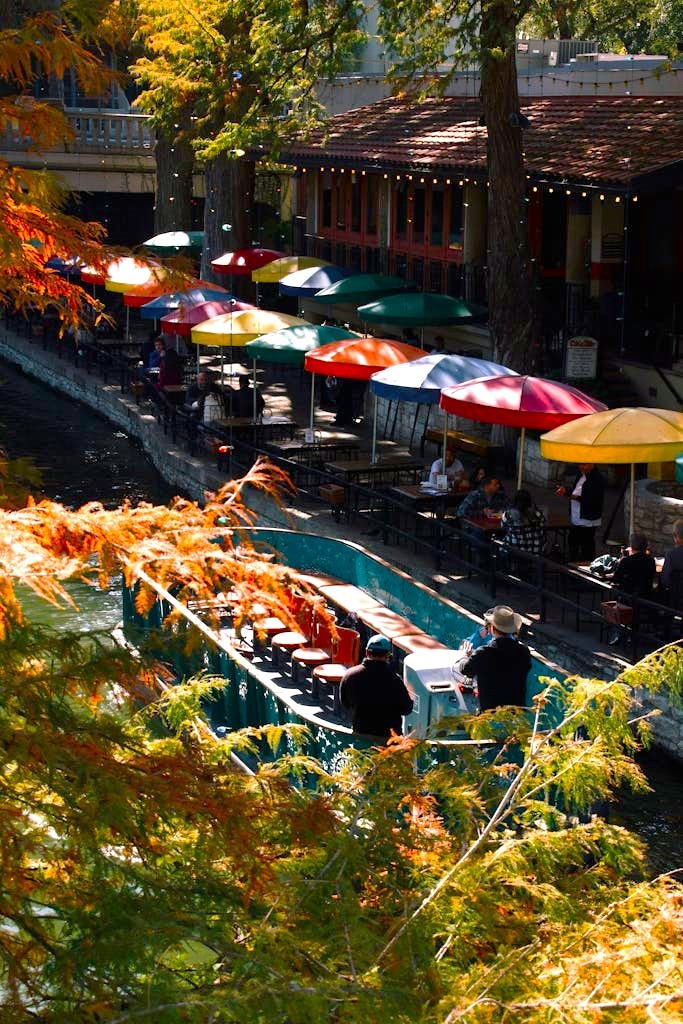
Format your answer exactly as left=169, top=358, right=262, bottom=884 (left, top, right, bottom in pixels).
left=421, top=427, right=503, bottom=471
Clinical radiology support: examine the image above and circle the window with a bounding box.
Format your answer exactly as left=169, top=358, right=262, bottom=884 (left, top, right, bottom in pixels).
left=366, top=176, right=379, bottom=236
left=350, top=176, right=361, bottom=233
left=430, top=188, right=444, bottom=247
left=413, top=187, right=426, bottom=244
left=395, top=182, right=408, bottom=241
left=335, top=178, right=346, bottom=230
left=321, top=173, right=332, bottom=230
left=448, top=185, right=463, bottom=250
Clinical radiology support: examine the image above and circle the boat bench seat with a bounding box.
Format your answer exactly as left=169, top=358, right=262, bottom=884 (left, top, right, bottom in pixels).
left=292, top=572, right=451, bottom=663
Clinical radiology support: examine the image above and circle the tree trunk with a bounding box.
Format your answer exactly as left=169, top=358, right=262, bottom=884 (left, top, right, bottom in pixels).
left=480, top=2, right=537, bottom=372
left=201, top=155, right=255, bottom=292
left=154, top=127, right=194, bottom=234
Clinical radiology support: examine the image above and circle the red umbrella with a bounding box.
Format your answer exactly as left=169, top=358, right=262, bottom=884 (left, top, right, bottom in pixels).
left=304, top=336, right=424, bottom=380
left=160, top=299, right=255, bottom=337
left=211, top=248, right=285, bottom=275
left=304, top=337, right=424, bottom=452
left=440, top=374, right=607, bottom=488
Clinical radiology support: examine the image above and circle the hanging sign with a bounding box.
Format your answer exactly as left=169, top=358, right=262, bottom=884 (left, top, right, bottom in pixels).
left=565, top=335, right=599, bottom=379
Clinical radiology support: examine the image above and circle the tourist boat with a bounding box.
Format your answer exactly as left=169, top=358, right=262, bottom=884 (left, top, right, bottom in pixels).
left=122, top=528, right=566, bottom=770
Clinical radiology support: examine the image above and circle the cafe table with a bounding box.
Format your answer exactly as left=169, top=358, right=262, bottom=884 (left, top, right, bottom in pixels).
left=200, top=415, right=298, bottom=447
left=322, top=454, right=427, bottom=487
left=265, top=437, right=361, bottom=465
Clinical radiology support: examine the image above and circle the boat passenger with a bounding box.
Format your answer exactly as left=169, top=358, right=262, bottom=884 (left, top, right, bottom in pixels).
left=459, top=605, right=530, bottom=711
left=339, top=634, right=414, bottom=741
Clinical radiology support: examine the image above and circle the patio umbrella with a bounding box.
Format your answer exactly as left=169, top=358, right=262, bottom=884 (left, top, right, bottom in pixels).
left=122, top=271, right=175, bottom=308
left=371, top=353, right=516, bottom=457
left=160, top=299, right=254, bottom=337
left=279, top=265, right=349, bottom=297
left=191, top=309, right=311, bottom=395
left=357, top=292, right=488, bottom=327
left=80, top=264, right=106, bottom=287
left=142, top=230, right=204, bottom=257
left=191, top=309, right=311, bottom=348
left=441, top=375, right=607, bottom=489
left=45, top=256, right=82, bottom=278
left=104, top=257, right=163, bottom=293
left=252, top=256, right=330, bottom=283
left=314, top=273, right=418, bottom=306
left=140, top=285, right=232, bottom=321
left=540, top=407, right=683, bottom=536
left=211, top=248, right=285, bottom=276
left=245, top=325, right=359, bottom=366
left=304, top=337, right=424, bottom=456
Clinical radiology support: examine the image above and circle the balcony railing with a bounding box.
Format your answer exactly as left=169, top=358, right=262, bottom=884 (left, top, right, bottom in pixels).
left=1, top=109, right=155, bottom=156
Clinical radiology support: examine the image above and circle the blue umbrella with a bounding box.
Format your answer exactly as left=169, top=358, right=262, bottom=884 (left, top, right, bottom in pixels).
left=139, top=286, right=234, bottom=320
left=45, top=256, right=82, bottom=278
left=369, top=352, right=516, bottom=459
left=278, top=264, right=349, bottom=297
left=370, top=353, right=515, bottom=403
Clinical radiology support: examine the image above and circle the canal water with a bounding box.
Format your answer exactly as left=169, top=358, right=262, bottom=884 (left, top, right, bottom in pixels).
left=0, top=357, right=680, bottom=874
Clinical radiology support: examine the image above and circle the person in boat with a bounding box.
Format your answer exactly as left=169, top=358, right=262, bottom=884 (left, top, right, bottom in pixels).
left=339, top=634, right=414, bottom=741
left=459, top=605, right=530, bottom=711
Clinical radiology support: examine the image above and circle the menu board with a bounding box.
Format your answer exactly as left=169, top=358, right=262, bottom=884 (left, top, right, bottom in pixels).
left=565, top=336, right=599, bottom=379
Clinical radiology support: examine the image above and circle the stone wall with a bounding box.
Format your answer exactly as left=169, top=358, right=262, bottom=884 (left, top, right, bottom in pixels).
left=629, top=478, right=683, bottom=551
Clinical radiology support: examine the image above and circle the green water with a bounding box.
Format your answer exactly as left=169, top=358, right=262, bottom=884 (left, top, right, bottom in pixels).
left=1, top=357, right=174, bottom=633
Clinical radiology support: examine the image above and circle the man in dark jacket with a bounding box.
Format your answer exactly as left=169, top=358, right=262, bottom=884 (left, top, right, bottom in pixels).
left=339, top=634, right=413, bottom=740
left=612, top=533, right=656, bottom=598
left=557, top=463, right=606, bottom=562
left=460, top=605, right=530, bottom=711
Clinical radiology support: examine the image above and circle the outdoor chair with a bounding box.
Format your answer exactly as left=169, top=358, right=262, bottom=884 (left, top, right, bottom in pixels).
left=311, top=627, right=361, bottom=712
left=290, top=616, right=336, bottom=688
left=271, top=595, right=315, bottom=670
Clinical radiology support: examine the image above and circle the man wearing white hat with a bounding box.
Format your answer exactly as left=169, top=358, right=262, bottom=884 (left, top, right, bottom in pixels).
left=460, top=606, right=530, bottom=711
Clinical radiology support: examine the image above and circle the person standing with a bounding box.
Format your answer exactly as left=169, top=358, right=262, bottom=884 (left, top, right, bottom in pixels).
left=460, top=605, right=530, bottom=711
left=339, top=634, right=413, bottom=740
left=556, top=463, right=606, bottom=562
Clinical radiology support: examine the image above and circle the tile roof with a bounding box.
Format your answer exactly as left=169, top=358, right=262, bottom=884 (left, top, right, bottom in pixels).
left=278, top=96, right=683, bottom=185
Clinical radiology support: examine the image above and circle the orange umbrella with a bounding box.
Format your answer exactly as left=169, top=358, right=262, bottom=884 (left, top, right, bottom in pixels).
left=303, top=337, right=424, bottom=451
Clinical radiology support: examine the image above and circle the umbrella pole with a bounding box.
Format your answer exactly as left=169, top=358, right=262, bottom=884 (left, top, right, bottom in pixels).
left=309, top=373, right=315, bottom=432
left=252, top=358, right=257, bottom=421
left=371, top=396, right=378, bottom=464
left=629, top=463, right=636, bottom=538
left=408, top=403, right=420, bottom=450
left=517, top=427, right=526, bottom=491
left=125, top=307, right=130, bottom=342
left=442, top=413, right=448, bottom=473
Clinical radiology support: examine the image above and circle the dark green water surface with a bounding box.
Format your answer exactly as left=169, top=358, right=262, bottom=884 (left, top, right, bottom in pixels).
left=1, top=356, right=680, bottom=873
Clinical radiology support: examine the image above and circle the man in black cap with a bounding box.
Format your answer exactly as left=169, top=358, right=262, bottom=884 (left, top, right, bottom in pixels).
left=339, top=634, right=413, bottom=740
left=460, top=605, right=530, bottom=711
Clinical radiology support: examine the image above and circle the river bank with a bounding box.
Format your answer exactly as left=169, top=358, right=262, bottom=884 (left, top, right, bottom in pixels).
left=1, top=325, right=682, bottom=764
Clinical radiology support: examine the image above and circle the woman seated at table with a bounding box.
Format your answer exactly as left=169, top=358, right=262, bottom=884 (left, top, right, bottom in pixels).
left=610, top=533, right=656, bottom=599
left=230, top=373, right=265, bottom=419
left=501, top=490, right=547, bottom=556
left=428, top=449, right=464, bottom=487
